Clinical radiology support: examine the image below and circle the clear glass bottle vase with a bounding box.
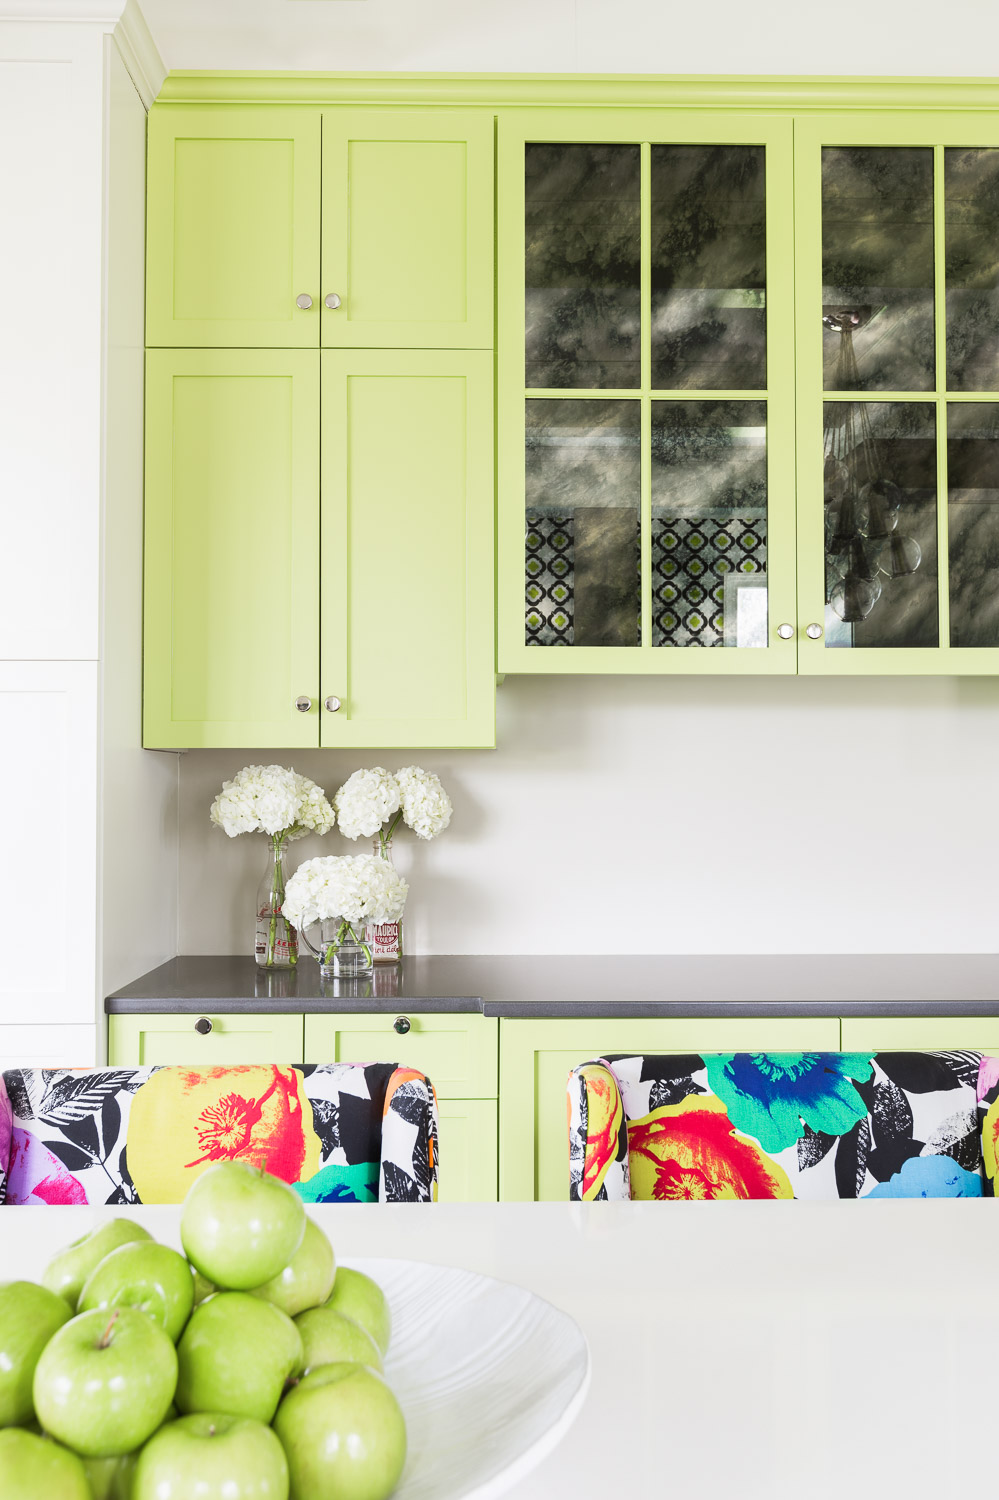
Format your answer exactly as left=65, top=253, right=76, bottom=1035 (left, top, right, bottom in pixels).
left=255, top=837, right=298, bottom=970
left=366, top=836, right=403, bottom=964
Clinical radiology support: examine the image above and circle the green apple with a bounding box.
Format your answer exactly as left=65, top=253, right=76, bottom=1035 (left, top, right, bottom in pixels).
left=0, top=1427, right=91, bottom=1500
left=193, top=1272, right=217, bottom=1306
left=274, top=1363, right=406, bottom=1500
left=248, top=1219, right=335, bottom=1318
left=78, top=1242, right=195, bottom=1342
left=42, top=1221, right=154, bottom=1309
left=0, top=1281, right=72, bottom=1427
left=294, top=1308, right=382, bottom=1375
left=323, top=1268, right=391, bottom=1356
left=181, top=1163, right=305, bottom=1290
left=175, top=1292, right=302, bottom=1424
left=33, top=1307, right=178, bottom=1458
left=133, top=1413, right=289, bottom=1500
left=83, top=1451, right=139, bottom=1500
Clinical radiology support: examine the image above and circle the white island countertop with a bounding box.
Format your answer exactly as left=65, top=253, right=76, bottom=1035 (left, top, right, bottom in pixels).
left=1, top=1200, right=996, bottom=1500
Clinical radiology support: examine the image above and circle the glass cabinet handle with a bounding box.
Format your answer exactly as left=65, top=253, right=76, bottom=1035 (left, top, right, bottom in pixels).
left=776, top=623, right=795, bottom=640
left=295, top=293, right=313, bottom=309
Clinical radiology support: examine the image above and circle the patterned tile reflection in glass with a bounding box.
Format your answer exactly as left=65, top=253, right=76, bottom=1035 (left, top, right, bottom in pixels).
left=947, top=402, right=999, bottom=645
left=946, top=149, right=999, bottom=392
left=650, top=401, right=766, bottom=647
left=651, top=145, right=766, bottom=391
left=822, top=147, right=935, bottom=392
left=525, top=399, right=641, bottom=647
left=525, top=144, right=641, bottom=389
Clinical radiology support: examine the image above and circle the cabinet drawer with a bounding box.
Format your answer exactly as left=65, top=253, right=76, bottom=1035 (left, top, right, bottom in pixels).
left=305, top=1014, right=497, bottom=1100
left=108, top=1014, right=306, bottom=1066
left=500, top=1016, right=842, bottom=1202
left=841, top=1018, right=999, bottom=1053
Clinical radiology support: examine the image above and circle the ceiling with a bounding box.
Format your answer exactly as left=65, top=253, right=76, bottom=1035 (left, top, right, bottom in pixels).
left=136, top=0, right=997, bottom=78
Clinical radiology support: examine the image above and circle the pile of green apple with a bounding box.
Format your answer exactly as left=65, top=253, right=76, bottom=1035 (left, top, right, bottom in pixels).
left=0, top=1161, right=406, bottom=1500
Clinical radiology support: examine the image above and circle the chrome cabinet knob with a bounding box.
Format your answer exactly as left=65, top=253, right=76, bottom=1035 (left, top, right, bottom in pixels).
left=324, top=292, right=342, bottom=310
left=295, top=696, right=313, bottom=713
left=296, top=293, right=313, bottom=309
left=776, top=623, right=795, bottom=640
left=393, top=1016, right=411, bottom=1035
left=194, top=1017, right=213, bottom=1035
left=324, top=695, right=342, bottom=713
left=806, top=622, right=823, bottom=639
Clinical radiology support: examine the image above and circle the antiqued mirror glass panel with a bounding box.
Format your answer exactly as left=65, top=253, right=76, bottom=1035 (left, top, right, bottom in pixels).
left=651, top=401, right=767, bottom=647
left=945, top=149, right=999, bottom=391
left=525, top=399, right=641, bottom=646
left=525, top=144, right=641, bottom=390
left=822, top=148, right=935, bottom=392
left=947, top=403, right=999, bottom=645
left=651, top=145, right=766, bottom=391
left=823, top=401, right=938, bottom=646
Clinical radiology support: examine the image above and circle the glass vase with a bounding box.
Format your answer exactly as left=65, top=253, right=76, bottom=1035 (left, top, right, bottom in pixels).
left=254, top=838, right=298, bottom=970
left=301, top=916, right=373, bottom=980
left=365, top=836, right=404, bottom=964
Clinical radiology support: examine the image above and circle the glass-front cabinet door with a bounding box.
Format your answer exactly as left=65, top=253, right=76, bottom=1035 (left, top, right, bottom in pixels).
left=498, top=111, right=797, bottom=673
left=795, top=113, right=999, bottom=673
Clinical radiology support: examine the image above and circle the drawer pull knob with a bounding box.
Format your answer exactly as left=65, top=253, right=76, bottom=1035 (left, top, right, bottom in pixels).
left=195, top=1017, right=213, bottom=1035
left=296, top=292, right=313, bottom=309
left=393, top=1016, right=411, bottom=1035
left=776, top=622, right=795, bottom=640
left=325, top=292, right=342, bottom=310
left=324, top=695, right=342, bottom=713
left=806, top=622, right=823, bottom=639
left=294, top=696, right=313, bottom=714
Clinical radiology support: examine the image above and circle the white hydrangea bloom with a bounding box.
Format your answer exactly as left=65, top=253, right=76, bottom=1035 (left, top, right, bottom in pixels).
left=210, top=764, right=335, bottom=841
left=395, top=765, right=452, bottom=840
left=283, top=854, right=408, bottom=929
left=334, top=766, right=401, bottom=841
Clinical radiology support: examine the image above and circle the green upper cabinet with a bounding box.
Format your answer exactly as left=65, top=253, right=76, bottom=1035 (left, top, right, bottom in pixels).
left=320, top=110, right=494, bottom=349
left=146, top=107, right=322, bottom=348
left=144, top=349, right=320, bottom=749
left=146, top=104, right=494, bottom=351
left=497, top=109, right=798, bottom=676
left=319, top=349, right=495, bottom=748
left=794, top=112, right=999, bottom=674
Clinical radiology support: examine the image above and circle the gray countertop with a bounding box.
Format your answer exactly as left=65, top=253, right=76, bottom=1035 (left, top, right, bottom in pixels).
left=104, top=954, right=999, bottom=1017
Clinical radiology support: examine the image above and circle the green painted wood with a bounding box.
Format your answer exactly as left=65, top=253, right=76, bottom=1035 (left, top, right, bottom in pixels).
left=435, top=1100, right=499, bottom=1202
left=496, top=109, right=798, bottom=677
left=157, top=74, right=999, bottom=113
left=108, top=1013, right=306, bottom=1066
left=841, top=1019, right=999, bottom=1052
left=319, top=350, right=495, bottom=747
left=146, top=106, right=321, bottom=348
left=499, top=1016, right=842, bottom=1202
left=304, top=1014, right=498, bottom=1099
left=794, top=112, right=999, bottom=676
left=320, top=110, right=493, bottom=349
left=143, top=350, right=320, bottom=749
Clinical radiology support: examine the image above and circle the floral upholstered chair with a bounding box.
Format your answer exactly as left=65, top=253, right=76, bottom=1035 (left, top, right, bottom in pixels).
left=569, top=1050, right=998, bottom=1201
left=0, top=1062, right=438, bottom=1206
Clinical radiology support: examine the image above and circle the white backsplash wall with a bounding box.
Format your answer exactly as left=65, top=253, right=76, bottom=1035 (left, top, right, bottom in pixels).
left=178, top=672, right=999, bottom=956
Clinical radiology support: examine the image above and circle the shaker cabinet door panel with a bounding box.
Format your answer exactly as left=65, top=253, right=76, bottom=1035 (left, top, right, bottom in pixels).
left=144, top=350, right=320, bottom=749
left=320, top=110, right=494, bottom=350
left=146, top=107, right=322, bottom=348
left=319, top=350, right=495, bottom=748
left=107, top=1014, right=306, bottom=1067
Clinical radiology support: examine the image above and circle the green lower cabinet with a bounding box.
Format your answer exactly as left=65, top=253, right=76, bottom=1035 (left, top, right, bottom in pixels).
left=108, top=1013, right=306, bottom=1066
left=840, top=1018, right=999, bottom=1052
left=305, top=1013, right=499, bottom=1203
left=499, top=1016, right=842, bottom=1203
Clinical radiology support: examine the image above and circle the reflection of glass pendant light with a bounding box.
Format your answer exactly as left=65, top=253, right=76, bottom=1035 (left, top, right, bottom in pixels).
left=822, top=314, right=920, bottom=625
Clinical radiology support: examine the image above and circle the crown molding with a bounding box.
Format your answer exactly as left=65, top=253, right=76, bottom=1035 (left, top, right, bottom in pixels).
left=155, top=71, right=999, bottom=112
left=113, top=0, right=166, bottom=108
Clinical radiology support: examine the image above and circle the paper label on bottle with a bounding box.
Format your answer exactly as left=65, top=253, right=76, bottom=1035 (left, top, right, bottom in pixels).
left=366, top=922, right=401, bottom=963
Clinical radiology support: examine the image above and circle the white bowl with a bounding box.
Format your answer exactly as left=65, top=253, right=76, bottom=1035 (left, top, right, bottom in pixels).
left=352, top=1257, right=590, bottom=1500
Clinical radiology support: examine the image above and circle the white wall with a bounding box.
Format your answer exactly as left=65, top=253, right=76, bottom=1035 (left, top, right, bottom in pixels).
left=177, top=672, right=999, bottom=956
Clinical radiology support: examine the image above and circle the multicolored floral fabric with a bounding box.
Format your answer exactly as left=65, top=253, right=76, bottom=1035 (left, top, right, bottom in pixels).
left=0, top=1063, right=438, bottom=1207
left=569, top=1051, right=990, bottom=1201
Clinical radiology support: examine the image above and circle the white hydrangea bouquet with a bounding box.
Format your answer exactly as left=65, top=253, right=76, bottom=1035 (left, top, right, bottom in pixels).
left=333, top=766, right=452, bottom=963
left=210, top=764, right=335, bottom=970
left=283, top=854, right=409, bottom=978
